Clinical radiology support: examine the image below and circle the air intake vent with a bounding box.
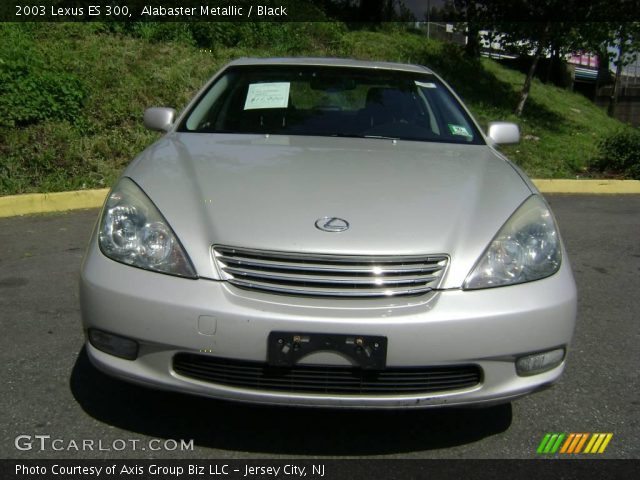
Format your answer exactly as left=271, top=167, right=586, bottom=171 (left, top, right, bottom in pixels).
left=173, top=354, right=482, bottom=395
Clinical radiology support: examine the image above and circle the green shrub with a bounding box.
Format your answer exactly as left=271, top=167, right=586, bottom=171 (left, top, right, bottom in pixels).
left=189, top=22, right=345, bottom=53
left=190, top=23, right=253, bottom=48
left=593, top=129, right=640, bottom=179
left=0, top=62, right=85, bottom=127
left=0, top=23, right=633, bottom=194
left=0, top=25, right=86, bottom=128
left=126, top=22, right=196, bottom=45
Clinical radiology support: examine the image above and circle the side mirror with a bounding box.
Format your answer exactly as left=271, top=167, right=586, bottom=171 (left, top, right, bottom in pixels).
left=487, top=122, right=520, bottom=145
left=143, top=107, right=176, bottom=132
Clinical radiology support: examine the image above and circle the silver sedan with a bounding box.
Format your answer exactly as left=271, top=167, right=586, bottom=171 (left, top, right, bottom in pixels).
left=80, top=57, right=577, bottom=408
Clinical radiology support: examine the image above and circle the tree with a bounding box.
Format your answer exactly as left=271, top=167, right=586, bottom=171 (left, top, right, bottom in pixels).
left=572, top=17, right=640, bottom=117
left=437, top=1, right=639, bottom=117
left=317, top=0, right=415, bottom=23
left=484, top=0, right=586, bottom=116
left=606, top=23, right=640, bottom=117
left=445, top=1, right=489, bottom=57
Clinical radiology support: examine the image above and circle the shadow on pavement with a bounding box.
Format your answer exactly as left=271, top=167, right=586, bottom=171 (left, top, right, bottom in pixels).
left=70, top=347, right=512, bottom=455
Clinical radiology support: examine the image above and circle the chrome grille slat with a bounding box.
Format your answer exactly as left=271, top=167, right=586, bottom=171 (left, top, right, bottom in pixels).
left=214, top=246, right=447, bottom=264
left=227, top=278, right=434, bottom=297
left=213, top=245, right=448, bottom=298
left=222, top=266, right=437, bottom=286
left=217, top=256, right=444, bottom=275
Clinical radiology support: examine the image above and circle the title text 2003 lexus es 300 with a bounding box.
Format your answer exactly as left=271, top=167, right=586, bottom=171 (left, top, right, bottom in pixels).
left=80, top=57, right=576, bottom=408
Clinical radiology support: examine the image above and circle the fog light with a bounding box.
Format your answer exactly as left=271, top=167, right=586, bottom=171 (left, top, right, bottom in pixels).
left=88, top=329, right=138, bottom=360
left=516, top=348, right=565, bottom=376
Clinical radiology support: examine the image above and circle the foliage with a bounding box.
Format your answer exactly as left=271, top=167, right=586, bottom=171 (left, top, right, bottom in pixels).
left=576, top=20, right=640, bottom=116
left=445, top=1, right=640, bottom=117
left=0, top=23, right=632, bottom=195
left=592, top=129, right=640, bottom=179
left=96, top=22, right=346, bottom=53
left=313, top=0, right=416, bottom=23
left=0, top=24, right=86, bottom=127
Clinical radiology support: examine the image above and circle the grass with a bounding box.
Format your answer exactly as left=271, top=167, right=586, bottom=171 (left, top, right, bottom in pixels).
left=476, top=60, right=624, bottom=178
left=0, top=24, right=633, bottom=195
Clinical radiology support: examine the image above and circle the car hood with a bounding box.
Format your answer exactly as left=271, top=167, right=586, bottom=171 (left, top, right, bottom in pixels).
left=126, top=133, right=532, bottom=287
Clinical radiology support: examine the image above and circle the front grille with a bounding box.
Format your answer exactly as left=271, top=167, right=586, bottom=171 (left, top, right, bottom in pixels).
left=212, top=245, right=448, bottom=298
left=173, top=354, right=482, bottom=395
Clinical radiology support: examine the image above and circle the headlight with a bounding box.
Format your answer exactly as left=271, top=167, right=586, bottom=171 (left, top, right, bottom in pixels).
left=464, top=195, right=561, bottom=289
left=99, top=177, right=197, bottom=278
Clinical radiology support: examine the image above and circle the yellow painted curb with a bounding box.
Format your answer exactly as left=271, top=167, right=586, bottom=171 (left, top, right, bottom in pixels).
left=532, top=179, right=640, bottom=194
left=1, top=180, right=639, bottom=218
left=0, top=189, right=109, bottom=218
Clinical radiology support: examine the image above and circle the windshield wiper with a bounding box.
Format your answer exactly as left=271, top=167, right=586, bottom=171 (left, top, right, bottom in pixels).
left=363, top=135, right=400, bottom=140
left=330, top=133, right=400, bottom=141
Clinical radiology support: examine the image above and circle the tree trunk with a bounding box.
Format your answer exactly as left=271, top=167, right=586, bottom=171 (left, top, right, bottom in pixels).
left=545, top=47, right=555, bottom=84
left=594, top=57, right=601, bottom=99
left=607, top=48, right=624, bottom=117
left=607, top=24, right=627, bottom=117
left=545, top=46, right=561, bottom=85
left=465, top=23, right=481, bottom=57
left=515, top=45, right=543, bottom=116
left=515, top=24, right=549, bottom=117
left=463, top=1, right=480, bottom=58
left=595, top=48, right=610, bottom=102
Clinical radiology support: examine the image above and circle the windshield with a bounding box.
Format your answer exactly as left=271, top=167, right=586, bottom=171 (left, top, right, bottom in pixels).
left=179, top=65, right=484, bottom=145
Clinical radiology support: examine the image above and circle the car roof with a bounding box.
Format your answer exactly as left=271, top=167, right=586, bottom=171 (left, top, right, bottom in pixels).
left=224, top=57, right=434, bottom=75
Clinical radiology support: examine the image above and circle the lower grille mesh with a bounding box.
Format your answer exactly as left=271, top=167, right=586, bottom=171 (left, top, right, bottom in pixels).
left=173, top=354, right=482, bottom=395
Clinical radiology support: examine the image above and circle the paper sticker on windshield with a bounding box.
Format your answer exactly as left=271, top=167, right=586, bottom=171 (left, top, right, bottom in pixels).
left=244, top=82, right=290, bottom=110
left=448, top=124, right=472, bottom=137
left=415, top=80, right=437, bottom=89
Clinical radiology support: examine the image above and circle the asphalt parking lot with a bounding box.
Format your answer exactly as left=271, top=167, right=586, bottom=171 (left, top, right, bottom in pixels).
left=0, top=195, right=638, bottom=459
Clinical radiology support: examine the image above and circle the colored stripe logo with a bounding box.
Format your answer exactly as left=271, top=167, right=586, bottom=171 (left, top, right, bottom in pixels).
left=537, top=433, right=613, bottom=454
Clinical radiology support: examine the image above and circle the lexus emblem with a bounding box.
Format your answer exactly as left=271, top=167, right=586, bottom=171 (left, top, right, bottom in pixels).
left=315, top=217, right=349, bottom=233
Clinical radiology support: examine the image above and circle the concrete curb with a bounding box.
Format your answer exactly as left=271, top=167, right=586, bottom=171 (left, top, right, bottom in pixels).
left=1, top=180, right=639, bottom=218
left=532, top=179, right=640, bottom=194
left=0, top=189, right=109, bottom=218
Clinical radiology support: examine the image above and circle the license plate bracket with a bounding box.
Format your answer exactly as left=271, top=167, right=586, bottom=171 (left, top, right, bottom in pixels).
left=267, top=331, right=387, bottom=370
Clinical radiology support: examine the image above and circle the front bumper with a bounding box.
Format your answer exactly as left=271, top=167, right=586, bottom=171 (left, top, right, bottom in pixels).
left=80, top=241, right=577, bottom=408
